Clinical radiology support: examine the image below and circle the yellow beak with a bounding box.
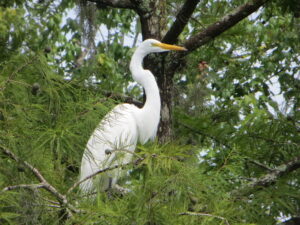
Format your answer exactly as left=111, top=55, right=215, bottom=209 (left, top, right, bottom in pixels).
left=153, top=42, right=187, bottom=51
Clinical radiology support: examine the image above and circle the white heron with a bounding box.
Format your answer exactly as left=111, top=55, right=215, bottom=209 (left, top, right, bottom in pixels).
left=79, top=39, right=186, bottom=193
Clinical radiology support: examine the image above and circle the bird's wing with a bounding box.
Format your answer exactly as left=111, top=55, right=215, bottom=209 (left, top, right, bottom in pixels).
left=80, top=103, right=139, bottom=191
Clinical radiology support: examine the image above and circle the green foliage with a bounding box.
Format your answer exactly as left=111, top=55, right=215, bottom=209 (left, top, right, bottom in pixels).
left=0, top=50, right=116, bottom=223
left=70, top=144, right=236, bottom=225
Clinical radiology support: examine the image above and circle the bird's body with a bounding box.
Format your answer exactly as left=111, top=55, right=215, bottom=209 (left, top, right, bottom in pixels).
left=79, top=39, right=186, bottom=192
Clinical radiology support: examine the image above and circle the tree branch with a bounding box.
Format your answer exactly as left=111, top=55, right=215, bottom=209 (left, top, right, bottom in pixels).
left=179, top=211, right=230, bottom=225
left=279, top=217, right=300, bottom=225
left=248, top=132, right=300, bottom=147
left=2, top=183, right=45, bottom=192
left=180, top=122, right=231, bottom=149
left=245, top=158, right=275, bottom=172
left=103, top=91, right=144, bottom=108
left=87, top=0, right=135, bottom=9
left=162, top=0, right=200, bottom=44
left=232, top=155, right=300, bottom=197
left=185, top=0, right=269, bottom=51
left=67, top=157, right=145, bottom=194
left=167, top=0, right=270, bottom=77
left=0, top=146, right=78, bottom=217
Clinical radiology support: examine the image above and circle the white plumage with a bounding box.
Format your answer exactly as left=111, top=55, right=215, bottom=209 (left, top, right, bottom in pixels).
left=79, top=39, right=186, bottom=192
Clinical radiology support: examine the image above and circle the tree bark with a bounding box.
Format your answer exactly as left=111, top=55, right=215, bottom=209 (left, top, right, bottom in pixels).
left=231, top=155, right=300, bottom=197
left=133, top=0, right=167, bottom=39
left=162, top=0, right=200, bottom=44
left=156, top=54, right=173, bottom=142
left=134, top=0, right=172, bottom=141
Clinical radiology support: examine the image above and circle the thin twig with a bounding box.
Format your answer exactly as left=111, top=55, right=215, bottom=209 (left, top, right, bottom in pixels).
left=46, top=204, right=62, bottom=209
left=132, top=18, right=140, bottom=48
left=246, top=158, right=275, bottom=172
left=31, top=203, right=62, bottom=209
left=179, top=211, right=230, bottom=225
left=180, top=122, right=231, bottom=149
left=248, top=133, right=300, bottom=147
left=39, top=196, right=60, bottom=206
left=109, top=148, right=143, bottom=160
left=67, top=157, right=145, bottom=194
left=2, top=183, right=45, bottom=192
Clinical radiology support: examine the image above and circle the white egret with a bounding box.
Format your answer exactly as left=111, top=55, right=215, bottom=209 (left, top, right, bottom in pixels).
left=79, top=39, right=186, bottom=193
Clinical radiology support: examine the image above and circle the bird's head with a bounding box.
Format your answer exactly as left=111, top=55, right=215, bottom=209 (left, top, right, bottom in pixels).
left=140, top=39, right=187, bottom=54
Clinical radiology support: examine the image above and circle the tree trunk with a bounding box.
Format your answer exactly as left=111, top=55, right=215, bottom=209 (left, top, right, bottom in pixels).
left=136, top=0, right=173, bottom=142
left=144, top=54, right=173, bottom=143
left=156, top=56, right=173, bottom=142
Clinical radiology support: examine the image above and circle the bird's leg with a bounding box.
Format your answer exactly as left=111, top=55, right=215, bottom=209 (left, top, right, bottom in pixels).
left=105, top=185, right=130, bottom=200
left=114, top=184, right=131, bottom=194
left=108, top=177, right=113, bottom=189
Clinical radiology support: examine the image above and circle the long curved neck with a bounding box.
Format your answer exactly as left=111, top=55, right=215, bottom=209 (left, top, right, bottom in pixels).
left=130, top=49, right=161, bottom=112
